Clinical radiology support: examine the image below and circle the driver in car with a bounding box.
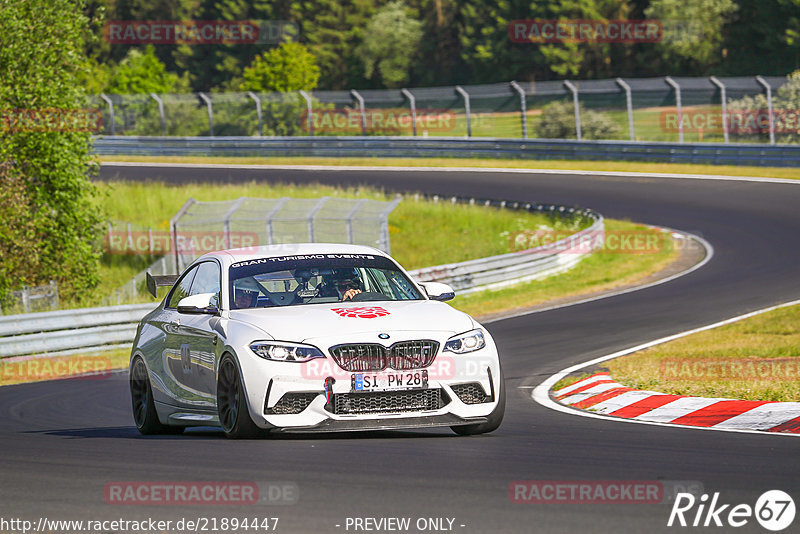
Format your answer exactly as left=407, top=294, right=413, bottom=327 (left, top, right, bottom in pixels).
left=233, top=287, right=259, bottom=309
left=317, top=268, right=362, bottom=301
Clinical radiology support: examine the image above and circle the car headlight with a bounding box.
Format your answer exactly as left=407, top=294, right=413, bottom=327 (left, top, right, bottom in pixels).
left=443, top=329, right=486, bottom=354
left=249, top=341, right=325, bottom=362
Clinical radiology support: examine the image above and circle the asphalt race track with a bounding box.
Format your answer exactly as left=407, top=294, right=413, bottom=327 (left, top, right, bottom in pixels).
left=1, top=164, right=799, bottom=533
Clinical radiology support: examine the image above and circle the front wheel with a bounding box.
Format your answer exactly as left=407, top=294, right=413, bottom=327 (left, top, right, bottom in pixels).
left=451, top=365, right=506, bottom=436
left=217, top=355, right=262, bottom=439
left=130, top=357, right=184, bottom=435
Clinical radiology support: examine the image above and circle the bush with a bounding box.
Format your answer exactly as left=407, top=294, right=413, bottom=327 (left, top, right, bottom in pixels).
left=727, top=70, right=800, bottom=144
left=0, top=0, right=102, bottom=305
left=536, top=100, right=622, bottom=140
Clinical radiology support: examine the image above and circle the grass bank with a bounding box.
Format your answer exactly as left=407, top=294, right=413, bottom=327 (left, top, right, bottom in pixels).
left=88, top=180, right=587, bottom=308
left=606, top=303, right=800, bottom=402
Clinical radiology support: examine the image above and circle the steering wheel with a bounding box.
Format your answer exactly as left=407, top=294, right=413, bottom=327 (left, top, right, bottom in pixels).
left=346, top=291, right=386, bottom=302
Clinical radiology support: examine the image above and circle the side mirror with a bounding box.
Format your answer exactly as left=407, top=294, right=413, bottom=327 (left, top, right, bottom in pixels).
left=177, top=293, right=219, bottom=314
left=418, top=282, right=456, bottom=302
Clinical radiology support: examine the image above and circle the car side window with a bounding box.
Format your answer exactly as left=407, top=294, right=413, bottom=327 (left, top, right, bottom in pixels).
left=166, top=265, right=199, bottom=309
left=189, top=261, right=221, bottom=308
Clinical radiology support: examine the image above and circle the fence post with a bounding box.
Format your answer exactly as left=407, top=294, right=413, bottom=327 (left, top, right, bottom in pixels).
left=21, top=287, right=30, bottom=313
left=755, top=76, right=776, bottom=145
left=709, top=76, right=729, bottom=144
left=563, top=80, right=581, bottom=141
left=400, top=88, right=417, bottom=136
left=298, top=90, right=313, bottom=135
left=455, top=86, right=471, bottom=137
left=100, top=93, right=115, bottom=135
left=264, top=197, right=289, bottom=245
left=345, top=199, right=367, bottom=244
left=49, top=280, right=59, bottom=310
left=222, top=197, right=247, bottom=249
left=379, top=195, right=403, bottom=254
left=307, top=197, right=329, bottom=242
left=350, top=90, right=367, bottom=135
left=198, top=92, right=214, bottom=137
left=615, top=78, right=635, bottom=141
left=665, top=77, right=683, bottom=143
left=246, top=91, right=262, bottom=136
left=149, top=93, right=166, bottom=135
left=510, top=81, right=527, bottom=139
left=170, top=198, right=197, bottom=273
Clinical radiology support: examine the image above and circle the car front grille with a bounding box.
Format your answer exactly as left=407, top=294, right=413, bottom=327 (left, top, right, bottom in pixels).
left=265, top=392, right=320, bottom=415
left=329, top=340, right=439, bottom=371
left=332, top=389, right=445, bottom=415
left=451, top=382, right=493, bottom=404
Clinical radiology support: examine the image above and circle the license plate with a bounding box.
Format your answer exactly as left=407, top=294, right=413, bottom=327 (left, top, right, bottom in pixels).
left=351, top=370, right=428, bottom=392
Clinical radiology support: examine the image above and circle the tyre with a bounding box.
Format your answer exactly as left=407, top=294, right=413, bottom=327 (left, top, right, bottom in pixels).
left=217, top=354, right=262, bottom=439
left=130, top=357, right=184, bottom=435
left=451, top=365, right=506, bottom=436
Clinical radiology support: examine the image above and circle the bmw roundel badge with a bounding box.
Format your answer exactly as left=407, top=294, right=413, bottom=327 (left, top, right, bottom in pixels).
left=378, top=333, right=390, bottom=340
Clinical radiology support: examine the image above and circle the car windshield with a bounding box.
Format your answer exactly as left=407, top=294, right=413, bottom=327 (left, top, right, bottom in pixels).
left=228, top=253, right=423, bottom=309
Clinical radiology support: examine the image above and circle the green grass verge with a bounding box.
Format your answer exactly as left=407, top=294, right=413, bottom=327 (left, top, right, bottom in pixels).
left=607, top=303, right=800, bottom=402
left=0, top=348, right=130, bottom=386
left=99, top=155, right=800, bottom=180
left=451, top=220, right=678, bottom=318
left=86, top=180, right=586, bottom=309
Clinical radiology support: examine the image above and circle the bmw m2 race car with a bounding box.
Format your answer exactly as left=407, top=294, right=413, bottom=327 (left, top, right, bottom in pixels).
left=130, top=244, right=504, bottom=438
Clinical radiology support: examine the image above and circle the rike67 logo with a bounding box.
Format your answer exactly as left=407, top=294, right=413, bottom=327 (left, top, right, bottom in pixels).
left=331, top=307, right=390, bottom=319
left=668, top=490, right=795, bottom=531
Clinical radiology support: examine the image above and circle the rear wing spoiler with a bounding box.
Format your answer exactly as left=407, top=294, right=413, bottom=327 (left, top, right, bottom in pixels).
left=146, top=273, right=180, bottom=298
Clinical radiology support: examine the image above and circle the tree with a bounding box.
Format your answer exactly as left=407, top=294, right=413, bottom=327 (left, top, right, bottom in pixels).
left=289, top=0, right=377, bottom=89
left=645, top=0, right=737, bottom=71
left=105, top=45, right=189, bottom=94
left=0, top=0, right=102, bottom=303
left=240, top=42, right=321, bottom=92
left=356, top=2, right=423, bottom=87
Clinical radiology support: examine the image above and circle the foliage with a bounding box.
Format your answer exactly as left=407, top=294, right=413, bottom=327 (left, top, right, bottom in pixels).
left=0, top=0, right=102, bottom=304
left=645, top=0, right=738, bottom=70
left=105, top=45, right=189, bottom=94
left=726, top=70, right=800, bottom=143
left=356, top=2, right=423, bottom=88
left=240, top=42, right=321, bottom=92
left=536, top=100, right=622, bottom=140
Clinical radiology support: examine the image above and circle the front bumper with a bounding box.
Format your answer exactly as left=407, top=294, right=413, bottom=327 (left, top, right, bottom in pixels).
left=236, top=338, right=501, bottom=431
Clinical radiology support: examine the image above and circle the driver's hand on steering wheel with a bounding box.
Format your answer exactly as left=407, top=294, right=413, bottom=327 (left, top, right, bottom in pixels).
left=343, top=288, right=362, bottom=301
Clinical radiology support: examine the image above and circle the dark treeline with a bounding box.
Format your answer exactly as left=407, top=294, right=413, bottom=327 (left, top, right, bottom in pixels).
left=86, top=0, right=800, bottom=92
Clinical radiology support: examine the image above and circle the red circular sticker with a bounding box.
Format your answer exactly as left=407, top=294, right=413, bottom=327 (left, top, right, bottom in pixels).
left=332, top=306, right=390, bottom=319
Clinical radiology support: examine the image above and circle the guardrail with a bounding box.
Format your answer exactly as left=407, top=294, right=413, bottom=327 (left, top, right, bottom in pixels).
left=0, top=197, right=601, bottom=359
left=93, top=136, right=800, bottom=167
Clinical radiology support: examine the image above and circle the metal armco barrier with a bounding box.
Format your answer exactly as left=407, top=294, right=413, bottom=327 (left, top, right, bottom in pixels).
left=93, top=136, right=800, bottom=167
left=0, top=198, right=601, bottom=359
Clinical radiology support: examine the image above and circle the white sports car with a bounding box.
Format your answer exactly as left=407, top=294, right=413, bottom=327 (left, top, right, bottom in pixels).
left=129, top=244, right=504, bottom=438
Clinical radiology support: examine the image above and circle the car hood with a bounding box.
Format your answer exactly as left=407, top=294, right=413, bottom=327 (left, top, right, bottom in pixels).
left=228, top=300, right=474, bottom=342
